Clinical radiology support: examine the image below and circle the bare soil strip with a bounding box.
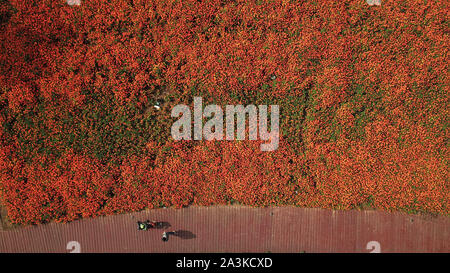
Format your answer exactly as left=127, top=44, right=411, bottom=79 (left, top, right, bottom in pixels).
left=0, top=206, right=448, bottom=253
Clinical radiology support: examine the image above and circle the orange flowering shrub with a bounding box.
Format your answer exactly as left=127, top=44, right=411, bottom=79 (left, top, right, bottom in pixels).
left=0, top=0, right=448, bottom=225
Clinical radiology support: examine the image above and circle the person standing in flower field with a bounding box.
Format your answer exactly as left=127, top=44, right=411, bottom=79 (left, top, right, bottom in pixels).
left=366, top=0, right=381, bottom=5
left=66, top=0, right=81, bottom=6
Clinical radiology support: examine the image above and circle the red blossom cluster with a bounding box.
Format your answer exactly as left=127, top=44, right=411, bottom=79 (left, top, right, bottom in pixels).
left=0, top=0, right=448, bottom=225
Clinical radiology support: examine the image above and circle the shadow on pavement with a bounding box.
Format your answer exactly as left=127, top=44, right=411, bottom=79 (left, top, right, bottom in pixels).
left=173, top=230, right=196, bottom=239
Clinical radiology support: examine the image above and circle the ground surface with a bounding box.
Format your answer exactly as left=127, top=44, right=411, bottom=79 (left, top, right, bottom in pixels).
left=1, top=206, right=448, bottom=253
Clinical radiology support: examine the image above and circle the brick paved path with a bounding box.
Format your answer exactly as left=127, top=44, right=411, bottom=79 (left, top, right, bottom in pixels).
left=1, top=206, right=448, bottom=253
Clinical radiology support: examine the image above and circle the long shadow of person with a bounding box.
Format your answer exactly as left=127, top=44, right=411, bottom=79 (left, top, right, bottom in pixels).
left=155, top=221, right=171, bottom=229
left=173, top=230, right=196, bottom=239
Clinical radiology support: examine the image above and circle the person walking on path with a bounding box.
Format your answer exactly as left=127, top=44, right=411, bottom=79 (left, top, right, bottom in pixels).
left=162, top=230, right=177, bottom=242
left=137, top=220, right=158, bottom=231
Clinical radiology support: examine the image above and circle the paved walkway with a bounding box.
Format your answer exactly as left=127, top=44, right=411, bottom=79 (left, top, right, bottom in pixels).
left=0, top=206, right=448, bottom=253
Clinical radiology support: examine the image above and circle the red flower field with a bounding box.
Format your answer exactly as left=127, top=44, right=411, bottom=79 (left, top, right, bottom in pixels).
left=0, top=0, right=448, bottom=225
